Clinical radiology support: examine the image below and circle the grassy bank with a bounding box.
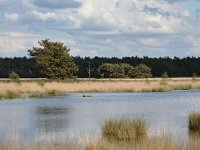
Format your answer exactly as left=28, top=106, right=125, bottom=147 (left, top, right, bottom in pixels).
left=0, top=78, right=199, bottom=99
left=1, top=136, right=200, bottom=150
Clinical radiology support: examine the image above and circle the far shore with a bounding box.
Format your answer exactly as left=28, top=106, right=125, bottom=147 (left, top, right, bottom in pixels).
left=0, top=78, right=199, bottom=99
left=0, top=77, right=199, bottom=82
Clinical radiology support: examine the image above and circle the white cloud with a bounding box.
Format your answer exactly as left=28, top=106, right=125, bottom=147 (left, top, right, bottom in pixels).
left=138, top=38, right=169, bottom=47
left=32, top=11, right=56, bottom=20
left=0, top=31, right=41, bottom=56
left=5, top=32, right=39, bottom=38
left=71, top=0, right=191, bottom=34
left=185, top=36, right=200, bottom=54
left=0, top=0, right=199, bottom=57
left=0, top=38, right=28, bottom=53
left=4, top=13, right=19, bottom=21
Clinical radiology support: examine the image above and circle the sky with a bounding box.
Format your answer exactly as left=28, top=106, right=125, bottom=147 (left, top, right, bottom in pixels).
left=0, top=0, right=200, bottom=58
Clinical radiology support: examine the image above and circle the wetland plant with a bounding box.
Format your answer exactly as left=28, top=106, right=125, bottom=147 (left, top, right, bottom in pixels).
left=0, top=91, right=21, bottom=99
left=101, top=118, right=147, bottom=142
left=189, top=112, right=200, bottom=132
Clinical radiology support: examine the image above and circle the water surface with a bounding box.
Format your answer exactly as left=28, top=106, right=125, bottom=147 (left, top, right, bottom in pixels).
left=0, top=90, right=200, bottom=141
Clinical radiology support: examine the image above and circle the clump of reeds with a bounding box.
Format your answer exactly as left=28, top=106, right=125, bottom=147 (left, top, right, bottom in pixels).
left=189, top=112, right=200, bottom=132
left=47, top=89, right=57, bottom=96
left=0, top=91, right=21, bottom=99
left=101, top=118, right=147, bottom=142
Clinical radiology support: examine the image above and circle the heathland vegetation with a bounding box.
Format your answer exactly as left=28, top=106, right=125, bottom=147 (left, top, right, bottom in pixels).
left=0, top=78, right=199, bottom=99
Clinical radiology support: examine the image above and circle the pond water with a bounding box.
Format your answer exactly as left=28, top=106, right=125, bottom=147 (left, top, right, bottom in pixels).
left=0, top=90, right=200, bottom=141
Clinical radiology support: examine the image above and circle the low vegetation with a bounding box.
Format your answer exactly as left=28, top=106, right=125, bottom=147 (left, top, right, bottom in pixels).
left=0, top=115, right=200, bottom=149
left=101, top=118, right=147, bottom=141
left=189, top=112, right=200, bottom=132
left=0, top=91, right=21, bottom=99
left=0, top=78, right=199, bottom=100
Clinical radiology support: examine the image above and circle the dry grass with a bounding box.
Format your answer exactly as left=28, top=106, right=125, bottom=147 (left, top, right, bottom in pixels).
left=101, top=118, right=147, bottom=141
left=189, top=112, right=200, bottom=133
left=0, top=78, right=199, bottom=99
left=0, top=135, right=200, bottom=150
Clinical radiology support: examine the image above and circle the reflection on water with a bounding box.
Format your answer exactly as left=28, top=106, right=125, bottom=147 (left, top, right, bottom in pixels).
left=37, top=106, right=70, bottom=115
left=36, top=106, right=71, bottom=134
left=0, top=90, right=200, bottom=141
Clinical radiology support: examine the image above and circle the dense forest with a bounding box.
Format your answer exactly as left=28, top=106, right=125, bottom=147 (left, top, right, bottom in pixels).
left=0, top=56, right=199, bottom=78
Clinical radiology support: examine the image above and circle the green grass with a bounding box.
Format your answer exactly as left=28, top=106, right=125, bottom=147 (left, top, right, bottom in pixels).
left=28, top=93, right=47, bottom=98
left=0, top=91, right=21, bottom=99
left=37, top=80, right=46, bottom=87
left=173, top=84, right=192, bottom=91
left=47, top=89, right=57, bottom=96
left=189, top=112, right=200, bottom=132
left=101, top=118, right=147, bottom=142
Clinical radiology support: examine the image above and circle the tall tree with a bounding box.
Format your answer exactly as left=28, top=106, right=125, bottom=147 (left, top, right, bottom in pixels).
left=28, top=39, right=78, bottom=79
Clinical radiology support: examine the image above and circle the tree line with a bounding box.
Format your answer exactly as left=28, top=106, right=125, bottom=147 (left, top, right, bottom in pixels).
left=0, top=39, right=199, bottom=79
left=0, top=56, right=200, bottom=79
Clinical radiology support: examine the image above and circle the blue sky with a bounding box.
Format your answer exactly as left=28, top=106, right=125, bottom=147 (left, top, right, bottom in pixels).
left=0, top=0, right=200, bottom=58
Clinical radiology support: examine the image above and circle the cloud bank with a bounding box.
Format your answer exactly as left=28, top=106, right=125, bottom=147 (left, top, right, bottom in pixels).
left=0, top=0, right=200, bottom=57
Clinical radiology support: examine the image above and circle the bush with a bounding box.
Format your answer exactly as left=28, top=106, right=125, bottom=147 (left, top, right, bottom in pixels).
left=37, top=80, right=46, bottom=87
left=160, top=72, right=169, bottom=85
left=136, top=64, right=152, bottom=78
left=9, top=71, right=19, bottom=80
left=101, top=118, right=147, bottom=141
left=192, top=73, right=198, bottom=82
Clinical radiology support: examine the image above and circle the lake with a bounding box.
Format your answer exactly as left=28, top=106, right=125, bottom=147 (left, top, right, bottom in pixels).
left=0, top=90, right=200, bottom=141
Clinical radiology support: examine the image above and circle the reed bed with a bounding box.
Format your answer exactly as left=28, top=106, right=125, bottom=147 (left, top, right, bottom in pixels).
left=0, top=78, right=199, bottom=96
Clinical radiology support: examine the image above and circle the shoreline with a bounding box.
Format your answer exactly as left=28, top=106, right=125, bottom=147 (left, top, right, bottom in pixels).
left=0, top=78, right=199, bottom=99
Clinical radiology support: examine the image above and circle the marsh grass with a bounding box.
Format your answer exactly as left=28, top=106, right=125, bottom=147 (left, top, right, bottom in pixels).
left=1, top=134, right=200, bottom=150
left=189, top=112, right=200, bottom=132
left=47, top=89, right=57, bottom=96
left=0, top=91, right=21, bottom=99
left=101, top=118, right=147, bottom=142
left=0, top=78, right=199, bottom=100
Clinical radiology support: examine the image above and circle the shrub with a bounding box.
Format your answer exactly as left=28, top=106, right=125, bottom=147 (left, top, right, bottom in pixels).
left=37, top=80, right=46, bottom=87
left=160, top=72, right=169, bottom=85
left=9, top=71, right=20, bottom=80
left=192, top=73, right=198, bottom=82
left=101, top=118, right=147, bottom=141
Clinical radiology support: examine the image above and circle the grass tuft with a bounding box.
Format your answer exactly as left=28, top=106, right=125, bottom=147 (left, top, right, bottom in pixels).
left=189, top=112, right=200, bottom=132
left=101, top=118, right=147, bottom=142
left=47, top=89, right=57, bottom=96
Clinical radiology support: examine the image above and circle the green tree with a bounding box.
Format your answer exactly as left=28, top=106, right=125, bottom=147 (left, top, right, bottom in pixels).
left=9, top=71, right=19, bottom=80
left=120, top=63, right=134, bottom=78
left=98, top=63, right=125, bottom=78
left=128, top=68, right=139, bottom=78
left=28, top=39, right=78, bottom=79
left=136, top=64, right=152, bottom=78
